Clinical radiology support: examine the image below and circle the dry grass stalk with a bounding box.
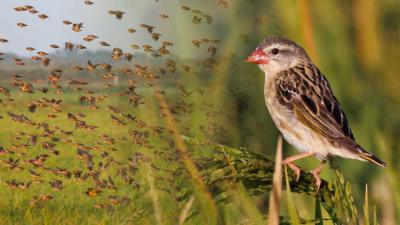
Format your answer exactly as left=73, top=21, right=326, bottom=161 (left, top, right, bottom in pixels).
left=268, top=136, right=283, bottom=225
left=146, top=163, right=163, bottom=225
left=154, top=84, right=218, bottom=223
left=178, top=196, right=195, bottom=225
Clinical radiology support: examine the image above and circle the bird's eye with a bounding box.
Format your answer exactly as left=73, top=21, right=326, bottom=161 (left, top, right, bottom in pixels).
left=271, top=48, right=279, bottom=55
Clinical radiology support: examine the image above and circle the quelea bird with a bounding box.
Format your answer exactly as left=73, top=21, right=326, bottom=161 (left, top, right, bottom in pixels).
left=245, top=36, right=386, bottom=190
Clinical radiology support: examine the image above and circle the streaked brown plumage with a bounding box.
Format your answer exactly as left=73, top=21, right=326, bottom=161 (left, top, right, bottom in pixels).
left=245, top=36, right=386, bottom=189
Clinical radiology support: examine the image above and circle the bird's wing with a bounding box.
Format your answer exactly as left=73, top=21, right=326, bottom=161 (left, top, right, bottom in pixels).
left=277, top=66, right=387, bottom=167
left=275, top=64, right=356, bottom=149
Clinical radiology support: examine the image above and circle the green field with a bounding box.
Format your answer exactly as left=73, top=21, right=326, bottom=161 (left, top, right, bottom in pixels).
left=0, top=86, right=255, bottom=224
left=0, top=90, right=138, bottom=223
left=0, top=86, right=250, bottom=225
left=0, top=83, right=392, bottom=225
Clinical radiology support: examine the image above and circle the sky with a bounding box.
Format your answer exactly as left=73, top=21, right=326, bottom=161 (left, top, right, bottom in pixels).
left=0, top=0, right=212, bottom=58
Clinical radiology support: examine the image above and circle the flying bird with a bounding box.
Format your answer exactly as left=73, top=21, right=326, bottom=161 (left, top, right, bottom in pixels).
left=38, top=14, right=48, bottom=19
left=63, top=20, right=72, bottom=25
left=84, top=0, right=94, bottom=5
left=17, top=22, right=28, bottom=28
left=127, top=28, right=136, bottom=33
left=99, top=41, right=110, bottom=47
left=72, top=23, right=83, bottom=32
left=83, top=34, right=98, bottom=42
left=65, top=42, right=74, bottom=51
left=245, top=36, right=386, bottom=190
left=108, top=10, right=125, bottom=20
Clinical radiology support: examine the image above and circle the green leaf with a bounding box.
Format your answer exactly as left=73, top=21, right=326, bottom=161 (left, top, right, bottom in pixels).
left=315, top=198, right=323, bottom=225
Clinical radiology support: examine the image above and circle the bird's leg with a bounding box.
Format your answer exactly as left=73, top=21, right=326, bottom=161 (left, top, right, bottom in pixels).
left=310, top=160, right=326, bottom=191
left=282, top=152, right=315, bottom=181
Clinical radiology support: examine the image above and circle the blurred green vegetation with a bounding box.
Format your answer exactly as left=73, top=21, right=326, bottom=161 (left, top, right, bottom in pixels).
left=173, top=0, right=400, bottom=223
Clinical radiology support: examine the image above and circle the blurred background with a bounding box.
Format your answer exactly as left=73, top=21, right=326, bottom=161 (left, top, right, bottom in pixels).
left=0, top=0, right=399, bottom=224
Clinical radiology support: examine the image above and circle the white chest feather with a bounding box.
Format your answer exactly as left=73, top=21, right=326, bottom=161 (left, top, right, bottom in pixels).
left=263, top=73, right=331, bottom=159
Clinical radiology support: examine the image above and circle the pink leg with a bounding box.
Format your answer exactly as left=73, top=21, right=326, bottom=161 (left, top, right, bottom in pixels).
left=282, top=152, right=315, bottom=181
left=310, top=160, right=326, bottom=191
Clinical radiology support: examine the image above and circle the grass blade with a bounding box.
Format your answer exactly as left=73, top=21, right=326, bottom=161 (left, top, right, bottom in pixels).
left=284, top=165, right=300, bottom=225
left=221, top=146, right=264, bottom=225
left=154, top=85, right=219, bottom=224
left=179, top=196, right=195, bottom=225
left=373, top=205, right=377, bottom=225
left=315, top=198, right=323, bottom=225
left=364, top=184, right=370, bottom=225
left=146, top=163, right=163, bottom=225
left=268, top=136, right=283, bottom=225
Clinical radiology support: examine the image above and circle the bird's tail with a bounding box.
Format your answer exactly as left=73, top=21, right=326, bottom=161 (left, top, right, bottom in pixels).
left=358, top=147, right=387, bottom=167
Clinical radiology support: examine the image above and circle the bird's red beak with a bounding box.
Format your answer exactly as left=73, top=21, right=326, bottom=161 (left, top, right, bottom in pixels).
left=244, top=48, right=268, bottom=64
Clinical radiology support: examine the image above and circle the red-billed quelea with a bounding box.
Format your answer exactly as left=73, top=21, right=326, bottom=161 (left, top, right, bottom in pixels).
left=245, top=36, right=386, bottom=189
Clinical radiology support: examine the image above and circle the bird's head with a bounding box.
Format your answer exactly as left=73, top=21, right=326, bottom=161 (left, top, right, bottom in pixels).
left=245, top=36, right=309, bottom=74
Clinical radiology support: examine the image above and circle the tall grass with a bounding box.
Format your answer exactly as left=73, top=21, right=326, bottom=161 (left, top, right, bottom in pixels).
left=268, top=136, right=282, bottom=225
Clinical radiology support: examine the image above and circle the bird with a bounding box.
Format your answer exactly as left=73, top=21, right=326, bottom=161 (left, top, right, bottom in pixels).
left=72, top=23, right=83, bottom=32
left=84, top=0, right=94, bottom=5
left=244, top=36, right=386, bottom=190
left=38, top=14, right=48, bottom=19
left=108, top=10, right=125, bottom=20
left=17, top=22, right=28, bottom=28
left=83, top=34, right=98, bottom=42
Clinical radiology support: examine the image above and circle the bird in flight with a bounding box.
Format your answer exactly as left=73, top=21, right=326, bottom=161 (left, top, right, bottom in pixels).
left=245, top=36, right=386, bottom=190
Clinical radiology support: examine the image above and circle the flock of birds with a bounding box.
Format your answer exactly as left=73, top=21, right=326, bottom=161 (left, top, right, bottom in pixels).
left=0, top=0, right=242, bottom=209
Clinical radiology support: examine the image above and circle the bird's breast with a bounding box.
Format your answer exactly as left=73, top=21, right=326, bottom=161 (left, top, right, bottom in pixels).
left=263, top=75, right=318, bottom=154
left=263, top=75, right=293, bottom=130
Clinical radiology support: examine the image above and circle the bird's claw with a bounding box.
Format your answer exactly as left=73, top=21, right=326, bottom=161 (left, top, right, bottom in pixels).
left=283, top=161, right=301, bottom=182
left=310, top=169, right=322, bottom=192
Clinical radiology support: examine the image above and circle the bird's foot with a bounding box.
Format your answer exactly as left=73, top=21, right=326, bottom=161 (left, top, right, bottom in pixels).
left=310, top=169, right=322, bottom=192
left=282, top=160, right=301, bottom=182
left=310, top=161, right=326, bottom=192
left=282, top=152, right=315, bottom=182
